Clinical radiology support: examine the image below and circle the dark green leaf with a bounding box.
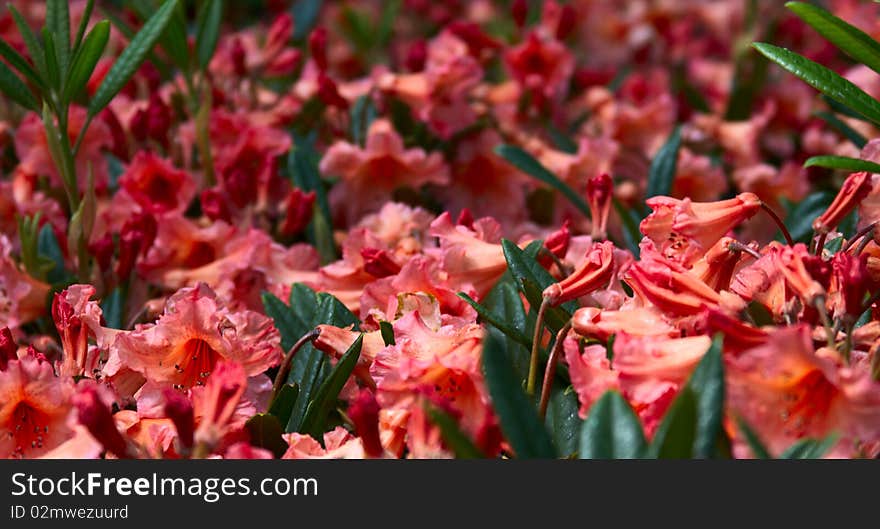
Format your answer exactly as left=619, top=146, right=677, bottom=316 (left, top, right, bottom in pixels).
left=612, top=198, right=643, bottom=257
left=46, top=0, right=71, bottom=75
left=245, top=413, right=287, bottom=458
left=38, top=223, right=66, bottom=284
left=288, top=135, right=336, bottom=263
left=9, top=5, right=49, bottom=81
left=88, top=0, right=179, bottom=117
left=100, top=287, right=125, bottom=330
left=0, top=39, right=45, bottom=90
left=787, top=2, right=880, bottom=76
left=495, top=144, right=592, bottom=219
left=196, top=0, right=224, bottom=70
left=804, top=155, right=880, bottom=174
left=752, top=42, right=880, bottom=126
left=648, top=386, right=698, bottom=459
left=0, top=61, right=38, bottom=111
left=500, top=239, right=575, bottom=332
left=350, top=94, right=377, bottom=147
left=579, top=391, right=647, bottom=459
left=379, top=320, right=395, bottom=346
left=268, top=383, right=299, bottom=427
left=545, top=385, right=582, bottom=458
left=814, top=110, right=867, bottom=148
left=735, top=417, right=771, bottom=459
left=159, top=1, right=191, bottom=72
left=72, top=0, right=95, bottom=51
left=262, top=291, right=307, bottom=351
left=645, top=126, right=682, bottom=199
left=292, top=0, right=323, bottom=41
left=784, top=191, right=834, bottom=243
left=458, top=291, right=531, bottom=351
left=482, top=329, right=557, bottom=459
left=41, top=30, right=61, bottom=91
left=780, top=433, right=839, bottom=459
left=62, top=20, right=109, bottom=104
left=424, top=401, right=485, bottom=459
left=300, top=334, right=363, bottom=439
left=687, top=334, right=725, bottom=458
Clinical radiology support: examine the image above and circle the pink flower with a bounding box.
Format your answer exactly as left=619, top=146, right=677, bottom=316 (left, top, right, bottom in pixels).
left=118, top=152, right=196, bottom=214
left=0, top=356, right=75, bottom=458
left=427, top=212, right=507, bottom=299
left=113, top=284, right=282, bottom=389
left=321, top=119, right=449, bottom=225
left=505, top=32, right=574, bottom=107
left=0, top=235, right=50, bottom=331
left=52, top=285, right=105, bottom=378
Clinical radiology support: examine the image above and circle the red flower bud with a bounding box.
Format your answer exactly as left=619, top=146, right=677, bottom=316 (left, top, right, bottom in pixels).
left=73, top=386, right=131, bottom=458
left=349, top=389, right=383, bottom=458
left=117, top=213, right=157, bottom=279
left=456, top=208, right=474, bottom=229
left=361, top=247, right=402, bottom=278
left=316, top=72, right=349, bottom=110
left=163, top=388, right=195, bottom=451
left=231, top=37, right=247, bottom=77
left=538, top=220, right=571, bottom=268
left=309, top=27, right=328, bottom=71
left=511, top=0, right=528, bottom=29
left=813, top=172, right=872, bottom=234
left=405, top=39, right=428, bottom=72
left=88, top=234, right=115, bottom=273
left=543, top=241, right=616, bottom=306
left=833, top=252, right=871, bottom=319
left=556, top=4, right=576, bottom=40
left=200, top=187, right=233, bottom=223
left=586, top=173, right=613, bottom=239
left=279, top=188, right=316, bottom=237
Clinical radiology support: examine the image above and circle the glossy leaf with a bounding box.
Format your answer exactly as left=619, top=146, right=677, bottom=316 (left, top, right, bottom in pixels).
left=424, top=402, right=485, bottom=459
left=63, top=20, right=109, bottom=104
left=545, top=385, right=582, bottom=458
left=196, top=0, right=224, bottom=69
left=579, top=391, right=647, bottom=459
left=500, top=239, right=575, bottom=332
left=268, top=383, right=300, bottom=427
left=787, top=2, right=880, bottom=76
left=245, top=413, right=288, bottom=458
left=292, top=0, right=324, bottom=40
left=735, top=417, right=771, bottom=459
left=687, top=335, right=725, bottom=458
left=458, top=291, right=531, bottom=351
left=753, top=42, right=880, bottom=126
left=9, top=6, right=49, bottom=81
left=780, top=434, right=839, bottom=459
left=0, top=39, right=45, bottom=90
left=73, top=0, right=95, bottom=51
left=784, top=191, right=834, bottom=243
left=645, top=126, right=682, bottom=199
left=0, top=61, right=38, bottom=111
left=100, top=287, right=125, bottom=330
left=804, top=155, right=880, bottom=174
left=379, top=320, right=395, bottom=346
left=648, top=386, right=698, bottom=459
left=813, top=110, right=867, bottom=148
left=88, top=0, right=179, bottom=118
left=482, top=329, right=557, bottom=459
left=495, top=144, right=592, bottom=219
left=299, top=334, right=363, bottom=439
left=46, top=0, right=71, bottom=75
left=38, top=223, right=66, bottom=285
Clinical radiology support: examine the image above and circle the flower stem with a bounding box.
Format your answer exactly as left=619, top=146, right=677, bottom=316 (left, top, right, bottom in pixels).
left=813, top=296, right=835, bottom=351
left=272, top=328, right=321, bottom=399
left=843, top=222, right=876, bottom=253
left=527, top=298, right=550, bottom=395
left=760, top=202, right=794, bottom=246
left=539, top=322, right=571, bottom=420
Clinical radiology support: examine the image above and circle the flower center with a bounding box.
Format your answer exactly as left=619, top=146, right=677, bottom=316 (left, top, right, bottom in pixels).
left=6, top=403, right=50, bottom=458
left=172, top=338, right=221, bottom=389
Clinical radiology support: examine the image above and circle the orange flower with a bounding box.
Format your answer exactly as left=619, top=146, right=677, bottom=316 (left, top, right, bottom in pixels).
left=543, top=240, right=616, bottom=306
left=572, top=306, right=677, bottom=341
left=640, top=192, right=761, bottom=267
left=813, top=171, right=872, bottom=234
left=624, top=247, right=721, bottom=316
left=0, top=356, right=75, bottom=458
left=428, top=212, right=507, bottom=299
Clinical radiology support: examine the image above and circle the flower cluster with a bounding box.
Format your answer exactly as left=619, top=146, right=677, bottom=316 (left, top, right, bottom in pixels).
left=2, top=0, right=880, bottom=459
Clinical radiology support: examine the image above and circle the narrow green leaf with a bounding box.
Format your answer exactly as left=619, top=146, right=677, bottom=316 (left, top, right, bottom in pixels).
left=0, top=61, right=38, bottom=111
left=783, top=191, right=834, bottom=243
left=41, top=30, right=61, bottom=91
left=46, top=0, right=71, bottom=75
left=0, top=39, right=45, bottom=90
left=787, top=2, right=880, bottom=76
left=424, top=401, right=485, bottom=459
left=645, top=126, right=682, bottom=199
left=687, top=334, right=725, bottom=458
left=612, top=198, right=643, bottom=257
left=780, top=433, right=839, bottom=459
left=494, top=144, right=592, bottom=219
left=159, top=1, right=191, bottom=72
left=73, top=0, right=95, bottom=51
left=196, top=0, right=224, bottom=70
left=482, top=329, right=557, bottom=459
left=458, top=291, right=532, bottom=351
left=245, top=413, right=288, bottom=458
left=753, top=42, right=880, bottom=126
left=500, top=239, right=575, bottom=332
left=579, top=391, right=647, bottom=459
left=261, top=291, right=306, bottom=351
left=300, top=334, right=363, bottom=439
left=288, top=135, right=336, bottom=263
left=292, top=0, right=324, bottom=41
left=648, top=386, right=698, bottom=459
left=9, top=5, right=49, bottom=81
left=38, top=223, right=66, bottom=285
left=735, top=417, right=771, bottom=459
left=88, top=0, right=179, bottom=118
left=545, top=385, right=582, bottom=458
left=268, top=383, right=299, bottom=427
left=814, top=110, right=867, bottom=148
left=100, top=287, right=125, bottom=330
left=63, top=20, right=109, bottom=104
left=379, top=320, right=395, bottom=346
left=804, top=155, right=880, bottom=174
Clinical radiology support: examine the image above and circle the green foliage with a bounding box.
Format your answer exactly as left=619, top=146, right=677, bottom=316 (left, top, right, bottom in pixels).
left=645, top=126, right=682, bottom=199
left=424, top=402, right=485, bottom=459
left=579, top=391, right=648, bottom=459
left=299, top=334, right=363, bottom=441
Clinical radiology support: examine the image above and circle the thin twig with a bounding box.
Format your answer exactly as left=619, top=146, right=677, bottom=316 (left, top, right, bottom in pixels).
left=272, top=328, right=321, bottom=399
left=527, top=298, right=550, bottom=396
left=842, top=222, right=877, bottom=253
left=539, top=322, right=571, bottom=419
left=761, top=202, right=794, bottom=246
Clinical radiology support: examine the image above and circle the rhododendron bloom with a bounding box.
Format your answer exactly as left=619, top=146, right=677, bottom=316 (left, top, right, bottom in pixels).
left=813, top=171, right=872, bottom=234
left=114, top=284, right=282, bottom=389
left=543, top=241, right=616, bottom=306
left=118, top=152, right=196, bottom=214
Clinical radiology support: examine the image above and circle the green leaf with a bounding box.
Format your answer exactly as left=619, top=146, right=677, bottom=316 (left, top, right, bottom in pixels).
left=300, top=334, right=363, bottom=439
left=41, top=30, right=61, bottom=91
left=804, top=155, right=880, bottom=174
left=159, top=1, right=191, bottom=72
left=545, top=385, right=582, bottom=458
left=687, top=334, right=725, bottom=458
left=735, top=417, right=771, bottom=459
left=612, top=198, right=643, bottom=257
left=787, top=2, right=880, bottom=76
left=424, top=401, right=485, bottom=459
left=500, top=239, right=575, bottom=332
left=648, top=386, right=698, bottom=459
left=0, top=39, right=45, bottom=90
left=9, top=6, right=48, bottom=82
left=784, top=191, right=834, bottom=243
left=88, top=0, right=179, bottom=118
left=292, top=0, right=323, bottom=41
left=262, top=291, right=307, bottom=351
left=458, top=291, right=531, bottom=352
left=100, top=287, right=125, bottom=330
left=814, top=110, right=867, bottom=148
left=0, top=61, right=38, bottom=111
left=38, top=223, right=66, bottom=285
left=780, top=433, right=839, bottom=459
left=645, top=126, right=682, bottom=199
left=268, top=383, right=299, bottom=427
left=579, top=391, right=647, bottom=459
left=72, top=0, right=95, bottom=51
left=46, top=0, right=71, bottom=76
left=494, top=144, right=592, bottom=219
left=63, top=20, right=109, bottom=104
left=482, top=329, right=557, bottom=459
left=379, top=320, right=395, bottom=346
left=752, top=42, right=880, bottom=126
left=350, top=94, right=377, bottom=147
left=196, top=0, right=224, bottom=70
left=245, top=413, right=287, bottom=458
left=287, top=135, right=336, bottom=263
